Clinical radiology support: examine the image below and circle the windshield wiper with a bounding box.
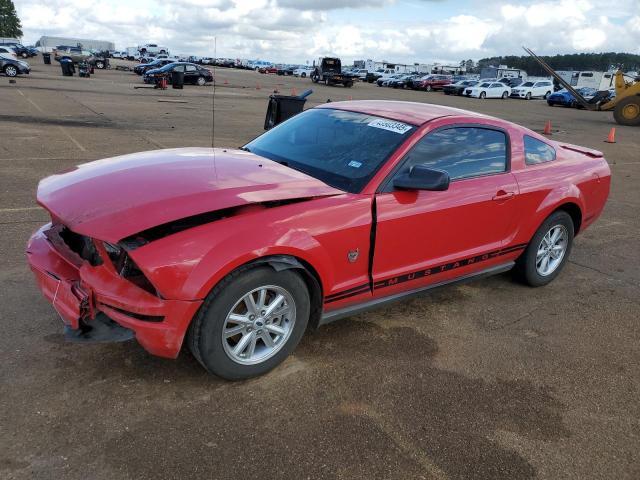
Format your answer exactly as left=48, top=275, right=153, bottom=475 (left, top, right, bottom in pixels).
left=239, top=146, right=251, bottom=152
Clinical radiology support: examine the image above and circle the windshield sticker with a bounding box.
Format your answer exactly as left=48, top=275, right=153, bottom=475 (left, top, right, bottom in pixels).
left=368, top=118, right=412, bottom=134
left=348, top=160, right=362, bottom=168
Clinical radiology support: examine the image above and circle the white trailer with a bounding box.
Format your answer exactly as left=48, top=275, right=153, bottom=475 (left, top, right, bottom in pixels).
left=569, top=71, right=604, bottom=89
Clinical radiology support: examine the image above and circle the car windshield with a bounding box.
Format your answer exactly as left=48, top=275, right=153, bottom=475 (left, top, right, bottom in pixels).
left=244, top=108, right=416, bottom=193
left=522, top=82, right=534, bottom=87
left=479, top=82, right=491, bottom=87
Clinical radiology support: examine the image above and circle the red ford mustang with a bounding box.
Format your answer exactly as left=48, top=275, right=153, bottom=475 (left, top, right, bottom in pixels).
left=27, top=101, right=611, bottom=379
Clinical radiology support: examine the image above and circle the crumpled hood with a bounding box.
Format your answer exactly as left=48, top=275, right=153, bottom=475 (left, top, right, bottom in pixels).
left=37, top=148, right=342, bottom=243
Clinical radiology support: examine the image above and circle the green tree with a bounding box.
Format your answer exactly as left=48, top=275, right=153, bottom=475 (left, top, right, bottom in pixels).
left=0, top=0, right=22, bottom=38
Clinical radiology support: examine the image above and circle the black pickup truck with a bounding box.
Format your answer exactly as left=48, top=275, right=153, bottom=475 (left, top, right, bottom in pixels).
left=311, top=57, right=357, bottom=87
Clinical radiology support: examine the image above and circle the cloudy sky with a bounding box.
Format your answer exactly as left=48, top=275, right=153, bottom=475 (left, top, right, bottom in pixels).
left=16, top=0, right=640, bottom=64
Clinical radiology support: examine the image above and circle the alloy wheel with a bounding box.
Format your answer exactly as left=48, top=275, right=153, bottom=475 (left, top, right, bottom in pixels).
left=221, top=285, right=296, bottom=365
left=536, top=225, right=568, bottom=276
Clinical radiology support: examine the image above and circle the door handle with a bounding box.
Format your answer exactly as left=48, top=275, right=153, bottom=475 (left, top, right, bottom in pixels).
left=492, top=190, right=515, bottom=201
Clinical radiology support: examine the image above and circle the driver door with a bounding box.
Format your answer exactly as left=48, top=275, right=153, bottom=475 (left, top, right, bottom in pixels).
left=372, top=125, right=520, bottom=297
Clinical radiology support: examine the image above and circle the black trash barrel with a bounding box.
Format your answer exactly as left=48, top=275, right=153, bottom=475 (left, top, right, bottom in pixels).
left=263, top=92, right=310, bottom=130
left=60, top=58, right=74, bottom=76
left=171, top=70, right=184, bottom=89
left=42, top=53, right=51, bottom=65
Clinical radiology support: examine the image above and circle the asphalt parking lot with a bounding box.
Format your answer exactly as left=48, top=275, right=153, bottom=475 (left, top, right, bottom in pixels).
left=1, top=58, right=638, bottom=480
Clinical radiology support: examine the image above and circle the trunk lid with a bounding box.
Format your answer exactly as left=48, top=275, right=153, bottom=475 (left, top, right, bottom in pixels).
left=37, top=148, right=342, bottom=243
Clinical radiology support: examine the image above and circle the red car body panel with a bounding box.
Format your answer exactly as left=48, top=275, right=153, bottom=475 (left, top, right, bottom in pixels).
left=26, top=101, right=611, bottom=359
left=37, top=148, right=342, bottom=243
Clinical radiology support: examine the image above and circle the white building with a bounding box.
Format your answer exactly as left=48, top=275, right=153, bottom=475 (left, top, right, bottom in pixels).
left=36, top=36, right=115, bottom=52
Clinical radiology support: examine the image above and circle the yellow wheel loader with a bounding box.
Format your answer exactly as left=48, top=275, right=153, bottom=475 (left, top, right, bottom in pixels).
left=524, top=47, right=640, bottom=126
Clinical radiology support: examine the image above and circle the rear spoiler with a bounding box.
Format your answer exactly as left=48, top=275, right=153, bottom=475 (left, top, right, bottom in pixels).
left=558, top=143, right=604, bottom=158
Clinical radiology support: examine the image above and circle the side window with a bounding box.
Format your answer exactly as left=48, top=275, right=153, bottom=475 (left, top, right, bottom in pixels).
left=524, top=135, right=556, bottom=165
left=173, top=65, right=185, bottom=72
left=396, top=127, right=508, bottom=182
left=185, top=65, right=197, bottom=72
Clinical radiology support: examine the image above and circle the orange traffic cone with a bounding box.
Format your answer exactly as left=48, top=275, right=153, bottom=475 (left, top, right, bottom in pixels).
left=348, top=95, right=353, bottom=101
left=291, top=87, right=297, bottom=96
left=224, top=79, right=228, bottom=85
left=543, top=120, right=552, bottom=135
left=605, top=127, right=616, bottom=143
left=256, top=83, right=261, bottom=90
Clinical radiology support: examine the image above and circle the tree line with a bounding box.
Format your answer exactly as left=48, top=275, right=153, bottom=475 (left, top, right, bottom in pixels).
left=462, top=52, right=640, bottom=75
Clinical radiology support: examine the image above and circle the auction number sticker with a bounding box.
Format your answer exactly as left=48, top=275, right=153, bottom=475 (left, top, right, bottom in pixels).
left=368, top=118, right=412, bottom=134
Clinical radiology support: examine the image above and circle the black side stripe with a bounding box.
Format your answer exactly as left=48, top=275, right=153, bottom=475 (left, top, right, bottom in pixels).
left=325, top=283, right=370, bottom=301
left=324, top=243, right=527, bottom=304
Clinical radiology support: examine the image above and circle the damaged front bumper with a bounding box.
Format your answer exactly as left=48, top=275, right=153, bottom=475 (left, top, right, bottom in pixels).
left=26, top=224, right=203, bottom=358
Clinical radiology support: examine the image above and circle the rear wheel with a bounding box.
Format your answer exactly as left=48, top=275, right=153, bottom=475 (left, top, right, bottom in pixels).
left=514, top=211, right=574, bottom=287
left=188, top=266, right=310, bottom=379
left=4, top=65, right=18, bottom=77
left=613, top=96, right=640, bottom=126
left=425, top=85, right=432, bottom=92
left=525, top=92, right=532, bottom=100
left=196, top=76, right=206, bottom=86
left=95, top=60, right=105, bottom=69
left=544, top=91, right=551, bottom=99
left=502, top=91, right=509, bottom=99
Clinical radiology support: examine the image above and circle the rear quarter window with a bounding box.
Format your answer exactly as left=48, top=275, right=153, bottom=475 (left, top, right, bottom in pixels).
left=524, top=135, right=556, bottom=165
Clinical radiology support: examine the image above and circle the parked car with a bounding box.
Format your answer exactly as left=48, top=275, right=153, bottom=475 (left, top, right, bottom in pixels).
left=134, top=58, right=175, bottom=75
left=388, top=74, right=418, bottom=89
left=546, top=87, right=597, bottom=107
left=443, top=80, right=479, bottom=95
left=144, top=62, right=213, bottom=85
left=377, top=74, right=403, bottom=87
left=510, top=80, right=554, bottom=100
left=293, top=67, right=313, bottom=78
left=258, top=66, right=278, bottom=74
left=54, top=47, right=107, bottom=69
left=0, top=55, right=30, bottom=77
left=138, top=44, right=168, bottom=55
left=465, top=81, right=511, bottom=99
left=414, top=74, right=452, bottom=91
left=27, top=100, right=610, bottom=379
left=0, top=42, right=33, bottom=58
left=0, top=46, right=16, bottom=59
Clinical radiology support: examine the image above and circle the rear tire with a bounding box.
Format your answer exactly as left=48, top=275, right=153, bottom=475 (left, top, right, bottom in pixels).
left=95, top=60, right=105, bottom=69
left=502, top=91, right=509, bottom=99
left=4, top=65, right=18, bottom=77
left=425, top=85, right=432, bottom=92
left=525, top=92, right=532, bottom=100
left=196, top=76, right=206, bottom=86
left=613, top=96, right=640, bottom=126
left=514, top=211, right=574, bottom=287
left=188, top=266, right=310, bottom=380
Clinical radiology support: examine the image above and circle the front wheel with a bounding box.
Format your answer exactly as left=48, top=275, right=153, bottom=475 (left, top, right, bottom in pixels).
left=301, top=72, right=306, bottom=78
left=544, top=91, right=551, bottom=99
left=502, top=91, right=509, bottom=99
left=514, top=211, right=574, bottom=287
left=425, top=85, right=432, bottom=92
left=479, top=91, right=486, bottom=99
left=95, top=60, right=105, bottom=69
left=525, top=92, right=532, bottom=100
left=188, top=266, right=310, bottom=379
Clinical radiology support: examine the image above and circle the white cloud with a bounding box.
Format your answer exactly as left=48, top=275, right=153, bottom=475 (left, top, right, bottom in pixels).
left=14, top=0, right=640, bottom=63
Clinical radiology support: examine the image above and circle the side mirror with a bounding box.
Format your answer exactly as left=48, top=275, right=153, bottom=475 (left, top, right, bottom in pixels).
left=393, top=165, right=450, bottom=191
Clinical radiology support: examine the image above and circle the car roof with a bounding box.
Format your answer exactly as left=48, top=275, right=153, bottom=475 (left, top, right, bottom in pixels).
left=315, top=100, right=488, bottom=126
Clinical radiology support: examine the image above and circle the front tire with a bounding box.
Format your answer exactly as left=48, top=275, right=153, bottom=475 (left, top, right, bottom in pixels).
left=425, top=85, right=432, bottom=92
left=502, top=91, right=509, bottom=99
left=95, top=60, right=105, bottom=69
left=301, top=72, right=306, bottom=78
left=514, top=211, right=574, bottom=287
left=188, top=266, right=310, bottom=380
left=479, top=91, right=486, bottom=99
left=525, top=92, right=532, bottom=100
